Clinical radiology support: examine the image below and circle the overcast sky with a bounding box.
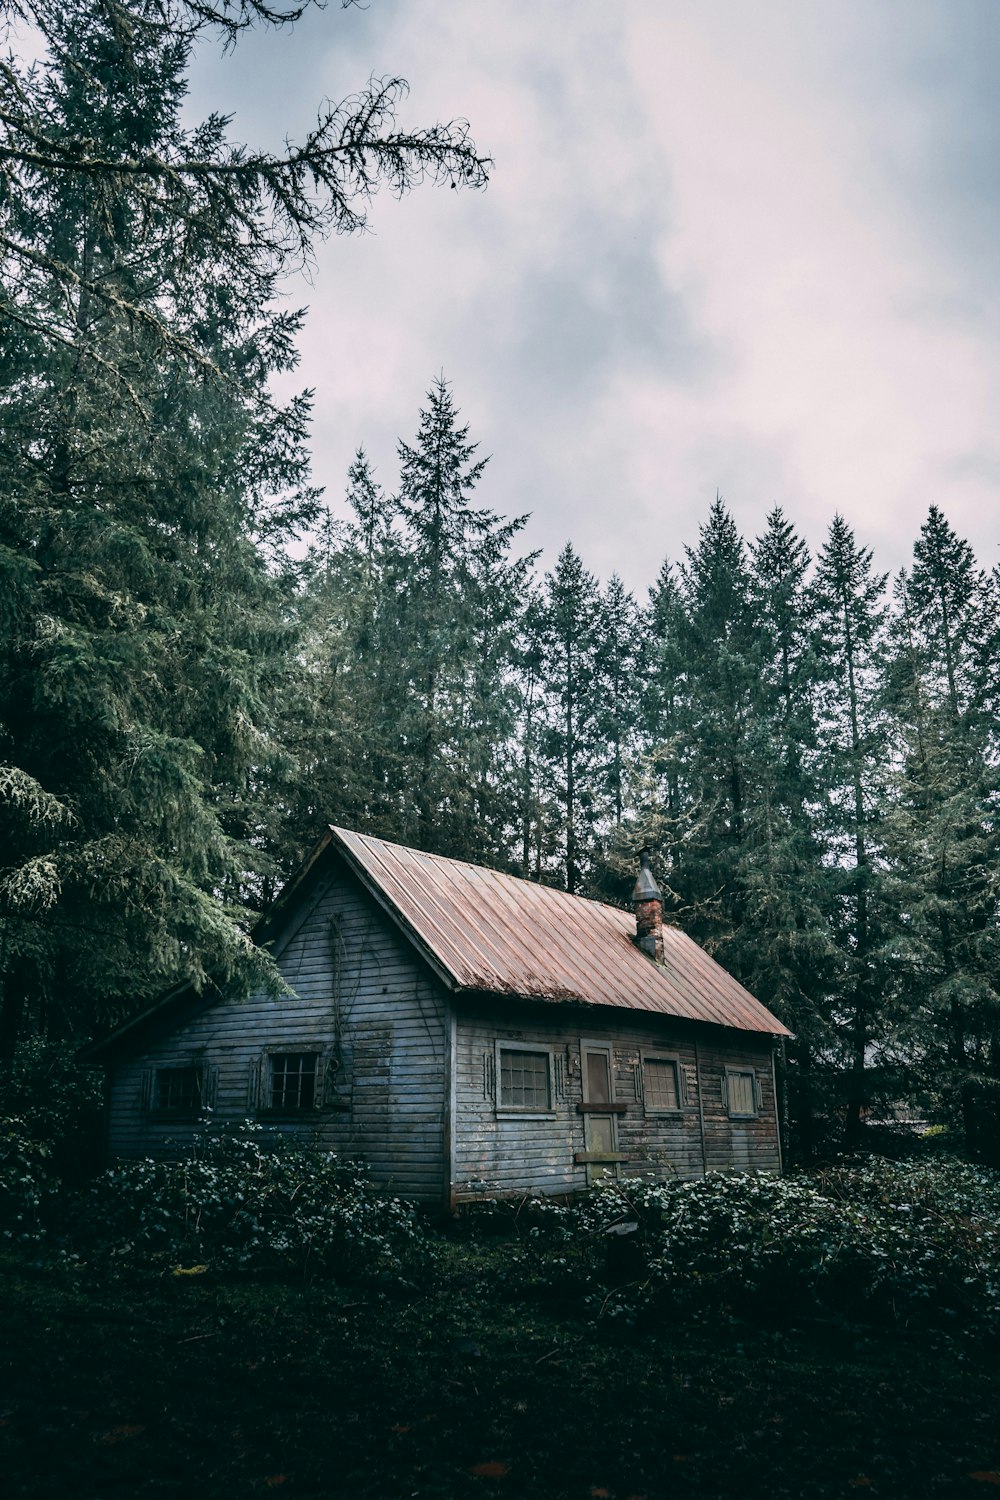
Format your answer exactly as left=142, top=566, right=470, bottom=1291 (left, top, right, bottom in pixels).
left=187, top=0, right=1000, bottom=595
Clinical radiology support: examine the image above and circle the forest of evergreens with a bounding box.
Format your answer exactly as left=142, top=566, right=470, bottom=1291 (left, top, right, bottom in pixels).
left=2, top=0, right=999, bottom=1164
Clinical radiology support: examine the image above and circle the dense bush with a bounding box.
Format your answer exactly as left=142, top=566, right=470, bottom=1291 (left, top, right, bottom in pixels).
left=75, top=1123, right=435, bottom=1283
left=10, top=1117, right=1000, bottom=1338
left=0, top=1119, right=57, bottom=1239
left=0, top=1039, right=104, bottom=1178
left=575, top=1159, right=1000, bottom=1334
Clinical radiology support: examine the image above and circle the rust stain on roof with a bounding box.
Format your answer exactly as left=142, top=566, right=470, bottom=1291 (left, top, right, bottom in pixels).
left=331, top=827, right=791, bottom=1037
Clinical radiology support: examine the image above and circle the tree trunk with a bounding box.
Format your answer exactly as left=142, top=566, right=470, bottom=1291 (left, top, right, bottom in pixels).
left=0, top=954, right=33, bottom=1060
left=790, top=1039, right=816, bottom=1163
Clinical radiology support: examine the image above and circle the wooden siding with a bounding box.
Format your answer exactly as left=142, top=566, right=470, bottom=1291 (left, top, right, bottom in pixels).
left=106, top=859, right=450, bottom=1202
left=453, top=1003, right=780, bottom=1200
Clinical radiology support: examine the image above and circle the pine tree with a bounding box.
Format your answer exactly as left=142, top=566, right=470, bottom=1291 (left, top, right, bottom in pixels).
left=289, top=451, right=410, bottom=852
left=584, top=574, right=649, bottom=906
left=810, top=515, right=891, bottom=1147
left=0, top=2, right=303, bottom=1045
left=908, top=504, right=987, bottom=722
left=594, top=575, right=644, bottom=829
left=460, top=518, right=538, bottom=865
left=883, top=510, right=1000, bottom=1156
left=538, top=544, right=603, bottom=894
left=633, top=561, right=687, bottom=880
left=749, top=509, right=816, bottom=801
left=667, top=498, right=764, bottom=951
left=0, top=0, right=490, bottom=1048
left=394, top=376, right=531, bottom=858
left=1, top=1, right=491, bottom=371
left=748, top=508, right=837, bottom=1158
left=512, top=592, right=554, bottom=879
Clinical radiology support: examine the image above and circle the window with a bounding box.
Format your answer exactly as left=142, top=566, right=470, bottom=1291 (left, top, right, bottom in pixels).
left=153, top=1066, right=205, bottom=1115
left=642, top=1055, right=682, bottom=1113
left=269, top=1052, right=318, bottom=1112
left=725, top=1068, right=758, bottom=1118
left=584, top=1048, right=612, bottom=1104
left=497, top=1044, right=552, bottom=1111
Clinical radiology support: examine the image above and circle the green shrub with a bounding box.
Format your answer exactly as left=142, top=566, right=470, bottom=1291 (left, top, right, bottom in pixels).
left=453, top=1193, right=575, bottom=1240
left=812, top=1155, right=1000, bottom=1221
left=574, top=1160, right=1000, bottom=1334
left=0, top=1038, right=104, bottom=1179
left=0, top=1119, right=57, bottom=1239
left=76, top=1122, right=435, bottom=1282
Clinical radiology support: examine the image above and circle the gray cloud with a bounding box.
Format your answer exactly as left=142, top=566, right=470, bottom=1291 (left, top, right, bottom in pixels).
left=184, top=2, right=1000, bottom=592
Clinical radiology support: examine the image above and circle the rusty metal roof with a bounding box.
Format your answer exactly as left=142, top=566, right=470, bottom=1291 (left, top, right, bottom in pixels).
left=331, top=827, right=791, bottom=1036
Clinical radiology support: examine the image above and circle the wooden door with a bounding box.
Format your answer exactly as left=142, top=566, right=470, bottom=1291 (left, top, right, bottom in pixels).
left=580, top=1042, right=619, bottom=1185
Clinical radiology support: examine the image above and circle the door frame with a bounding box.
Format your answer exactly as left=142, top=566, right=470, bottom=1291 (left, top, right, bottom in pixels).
left=577, top=1038, right=622, bottom=1184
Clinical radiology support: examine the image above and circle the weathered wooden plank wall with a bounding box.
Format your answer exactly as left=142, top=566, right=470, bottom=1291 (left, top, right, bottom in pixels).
left=105, top=861, right=450, bottom=1201
left=453, top=1003, right=780, bottom=1200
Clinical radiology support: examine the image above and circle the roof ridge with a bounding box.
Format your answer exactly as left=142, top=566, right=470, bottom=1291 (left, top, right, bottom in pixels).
left=328, top=824, right=632, bottom=915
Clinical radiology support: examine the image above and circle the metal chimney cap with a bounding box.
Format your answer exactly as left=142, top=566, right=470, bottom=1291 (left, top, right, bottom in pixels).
left=631, top=846, right=662, bottom=903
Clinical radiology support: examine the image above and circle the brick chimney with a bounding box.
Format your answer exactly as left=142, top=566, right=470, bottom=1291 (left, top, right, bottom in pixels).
left=632, top=847, right=664, bottom=962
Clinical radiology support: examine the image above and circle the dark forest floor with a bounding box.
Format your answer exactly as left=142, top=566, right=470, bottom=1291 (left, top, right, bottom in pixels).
left=2, top=1245, right=999, bottom=1500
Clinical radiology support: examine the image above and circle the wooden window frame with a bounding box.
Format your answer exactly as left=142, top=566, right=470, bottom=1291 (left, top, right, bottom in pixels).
left=577, top=1039, right=629, bottom=1113
left=495, top=1040, right=555, bottom=1117
left=640, top=1051, right=685, bottom=1115
left=148, top=1064, right=215, bottom=1119
left=579, top=1039, right=615, bottom=1106
left=255, top=1046, right=326, bottom=1117
left=724, top=1066, right=760, bottom=1119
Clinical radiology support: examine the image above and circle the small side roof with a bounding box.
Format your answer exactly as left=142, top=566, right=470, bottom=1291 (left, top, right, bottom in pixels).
left=331, top=827, right=791, bottom=1036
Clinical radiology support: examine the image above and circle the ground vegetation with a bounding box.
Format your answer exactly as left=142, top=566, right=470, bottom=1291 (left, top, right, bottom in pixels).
left=3, top=1145, right=1000, bottom=1498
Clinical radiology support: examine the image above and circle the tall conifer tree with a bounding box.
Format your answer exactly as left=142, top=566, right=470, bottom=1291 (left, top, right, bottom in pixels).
left=748, top=509, right=837, bottom=1157
left=883, top=509, right=1000, bottom=1155
left=394, top=376, right=530, bottom=858
left=0, top=0, right=490, bottom=1046
left=810, top=515, right=890, bottom=1146
left=667, top=498, right=763, bottom=955
left=290, top=451, right=410, bottom=854
left=538, top=544, right=602, bottom=893
left=0, top=1, right=305, bottom=1044
left=632, top=561, right=688, bottom=885
left=594, top=574, right=644, bottom=829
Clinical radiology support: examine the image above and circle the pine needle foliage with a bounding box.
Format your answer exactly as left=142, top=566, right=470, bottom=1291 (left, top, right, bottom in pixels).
left=0, top=0, right=491, bottom=1049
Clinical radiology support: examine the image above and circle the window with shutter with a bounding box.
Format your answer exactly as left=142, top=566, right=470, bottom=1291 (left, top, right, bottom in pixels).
left=152, top=1066, right=206, bottom=1116
left=725, top=1068, right=758, bottom=1118
left=642, top=1055, right=683, bottom=1113
left=496, top=1042, right=553, bottom=1113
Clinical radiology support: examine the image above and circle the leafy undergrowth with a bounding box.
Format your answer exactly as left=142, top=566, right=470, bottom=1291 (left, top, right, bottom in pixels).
left=569, top=1159, right=1000, bottom=1334
left=5, top=1152, right=1000, bottom=1495
left=4, top=1122, right=433, bottom=1284
left=74, top=1124, right=433, bottom=1283
left=454, top=1158, right=1000, bottom=1341
left=2, top=1241, right=1000, bottom=1499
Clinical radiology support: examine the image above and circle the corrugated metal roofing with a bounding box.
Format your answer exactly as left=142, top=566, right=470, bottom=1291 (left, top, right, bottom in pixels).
left=331, top=827, right=791, bottom=1037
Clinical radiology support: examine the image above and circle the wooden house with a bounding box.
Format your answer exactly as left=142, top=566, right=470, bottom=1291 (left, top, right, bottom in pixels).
left=82, top=827, right=792, bottom=1208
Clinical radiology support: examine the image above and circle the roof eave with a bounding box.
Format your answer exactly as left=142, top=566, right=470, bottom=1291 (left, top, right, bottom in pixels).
left=452, top=983, right=792, bottom=1036
left=77, top=978, right=221, bottom=1065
